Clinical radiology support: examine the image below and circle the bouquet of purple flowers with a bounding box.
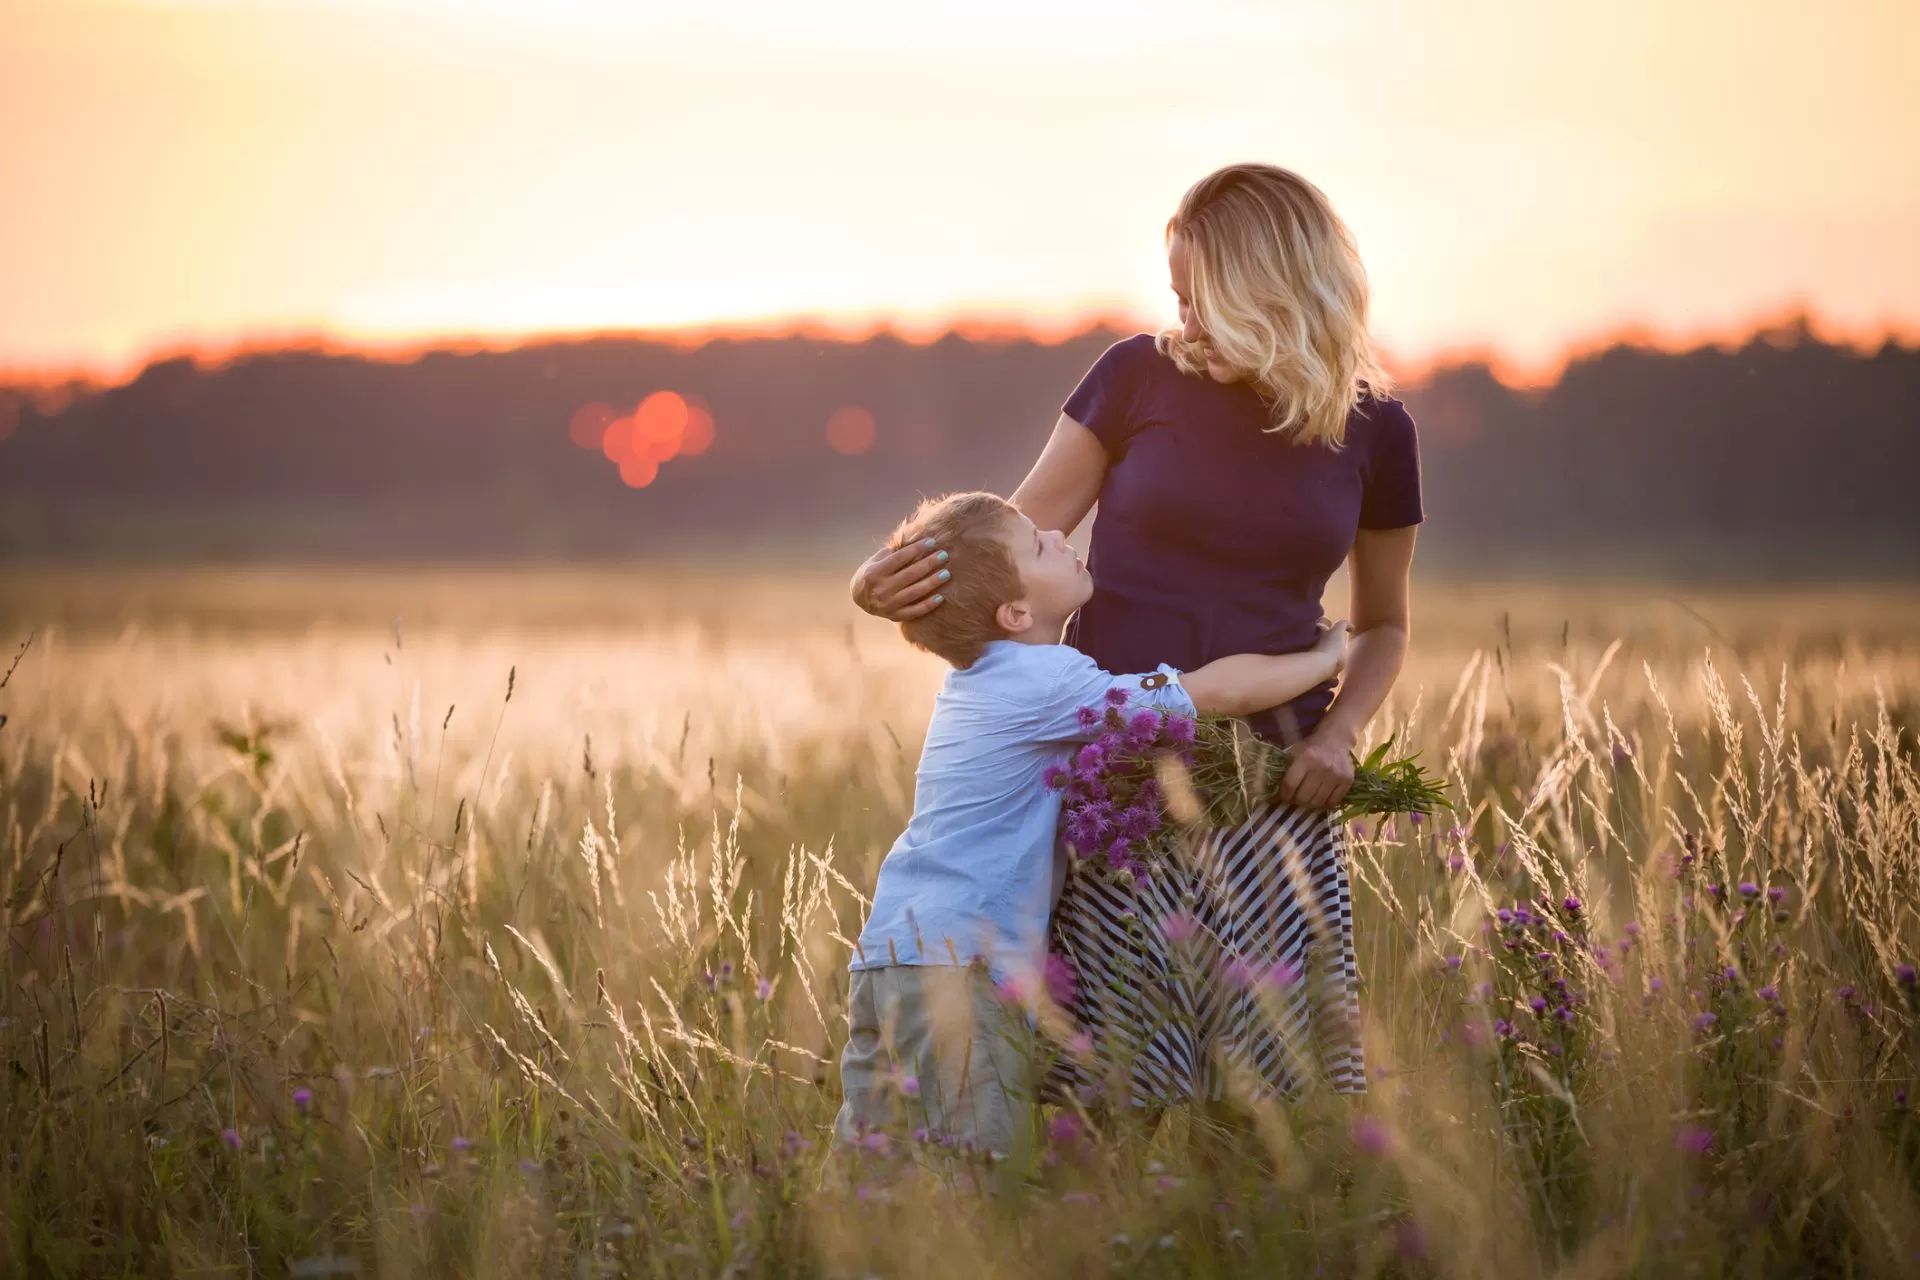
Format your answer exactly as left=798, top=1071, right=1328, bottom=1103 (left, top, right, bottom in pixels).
left=1048, top=688, right=1448, bottom=884
left=1042, top=688, right=1196, bottom=880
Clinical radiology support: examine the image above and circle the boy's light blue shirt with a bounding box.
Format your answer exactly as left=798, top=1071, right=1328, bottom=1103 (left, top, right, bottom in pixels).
left=852, top=640, right=1196, bottom=987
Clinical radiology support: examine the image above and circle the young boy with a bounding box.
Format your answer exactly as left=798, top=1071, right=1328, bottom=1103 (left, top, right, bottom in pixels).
left=834, top=491, right=1347, bottom=1161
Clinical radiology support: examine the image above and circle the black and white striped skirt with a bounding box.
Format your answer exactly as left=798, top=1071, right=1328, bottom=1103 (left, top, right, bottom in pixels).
left=1044, top=802, right=1364, bottom=1105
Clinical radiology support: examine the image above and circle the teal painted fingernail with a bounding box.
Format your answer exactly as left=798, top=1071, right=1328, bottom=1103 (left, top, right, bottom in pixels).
left=923, top=537, right=937, bottom=548
left=935, top=550, right=949, bottom=563
left=937, top=569, right=950, bottom=582
left=932, top=594, right=944, bottom=605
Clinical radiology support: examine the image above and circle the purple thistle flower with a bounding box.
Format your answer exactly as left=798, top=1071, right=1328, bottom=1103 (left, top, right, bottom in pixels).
left=1838, top=985, right=1857, bottom=1002
left=756, top=978, right=773, bottom=1001
left=291, top=1088, right=312, bottom=1112
left=1103, top=687, right=1130, bottom=708
left=1767, top=886, right=1787, bottom=904
left=1048, top=1112, right=1084, bottom=1145
left=1493, top=1018, right=1514, bottom=1038
left=452, top=1135, right=473, bottom=1152
left=1126, top=709, right=1160, bottom=739
left=1692, top=1011, right=1718, bottom=1032
left=1163, top=715, right=1196, bottom=745
left=1043, top=764, right=1069, bottom=790
left=899, top=1074, right=920, bottom=1098
left=1562, top=895, right=1582, bottom=917
left=1758, top=985, right=1779, bottom=1002
left=1737, top=881, right=1759, bottom=898
left=1075, top=705, right=1100, bottom=731
left=1625, top=920, right=1641, bottom=937
left=1675, top=1125, right=1713, bottom=1155
left=1898, top=965, right=1918, bottom=987
left=1265, top=959, right=1301, bottom=990
left=221, top=1127, right=242, bottom=1151
left=1351, top=1116, right=1393, bottom=1157
left=1409, top=812, right=1424, bottom=827
left=861, top=1132, right=889, bottom=1156
left=1104, top=838, right=1133, bottom=868
left=1224, top=955, right=1259, bottom=989
left=1648, top=976, right=1665, bottom=993
left=1496, top=908, right=1514, bottom=926
left=1159, top=912, right=1198, bottom=945
left=1529, top=996, right=1548, bottom=1013
left=1445, top=954, right=1463, bottom=972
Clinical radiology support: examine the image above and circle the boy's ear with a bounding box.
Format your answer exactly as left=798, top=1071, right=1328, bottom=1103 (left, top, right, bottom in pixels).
left=995, top=599, right=1034, bottom=635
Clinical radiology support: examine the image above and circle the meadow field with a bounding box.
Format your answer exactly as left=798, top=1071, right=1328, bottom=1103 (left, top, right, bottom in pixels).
left=3, top=567, right=1919, bottom=1277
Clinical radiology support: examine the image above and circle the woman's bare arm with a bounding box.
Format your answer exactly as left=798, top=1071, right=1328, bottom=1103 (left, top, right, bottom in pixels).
left=850, top=413, right=1107, bottom=620
left=1276, top=525, right=1417, bottom=808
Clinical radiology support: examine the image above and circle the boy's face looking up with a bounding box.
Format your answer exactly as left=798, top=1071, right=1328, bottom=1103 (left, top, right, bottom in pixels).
left=994, top=511, right=1093, bottom=643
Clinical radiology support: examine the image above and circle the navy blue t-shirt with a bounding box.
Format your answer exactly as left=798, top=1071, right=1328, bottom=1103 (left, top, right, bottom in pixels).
left=1061, top=333, right=1424, bottom=744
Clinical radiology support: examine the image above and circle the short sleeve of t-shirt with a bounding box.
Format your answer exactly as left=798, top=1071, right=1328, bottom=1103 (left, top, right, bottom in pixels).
left=1029, top=649, right=1197, bottom=744
left=1062, top=335, right=1152, bottom=457
left=1358, top=397, right=1425, bottom=530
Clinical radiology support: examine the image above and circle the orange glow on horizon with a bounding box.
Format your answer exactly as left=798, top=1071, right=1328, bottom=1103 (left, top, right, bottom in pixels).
left=6, top=2, right=1916, bottom=384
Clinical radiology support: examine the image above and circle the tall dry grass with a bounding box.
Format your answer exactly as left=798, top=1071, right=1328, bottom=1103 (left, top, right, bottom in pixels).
left=2, top=571, right=1918, bottom=1277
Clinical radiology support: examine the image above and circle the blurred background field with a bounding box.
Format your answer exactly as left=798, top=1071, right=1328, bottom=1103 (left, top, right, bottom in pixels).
left=3, top=569, right=1919, bottom=1276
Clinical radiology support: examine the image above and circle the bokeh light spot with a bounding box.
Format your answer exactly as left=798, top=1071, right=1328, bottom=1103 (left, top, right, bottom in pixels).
left=569, top=401, right=616, bottom=450
left=619, top=453, right=660, bottom=489
left=600, top=414, right=636, bottom=464
left=826, top=405, right=876, bottom=457
left=680, top=401, right=715, bottom=456
left=633, top=390, right=689, bottom=454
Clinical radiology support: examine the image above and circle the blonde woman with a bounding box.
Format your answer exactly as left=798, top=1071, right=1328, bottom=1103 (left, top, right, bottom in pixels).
left=851, top=163, right=1421, bottom=1106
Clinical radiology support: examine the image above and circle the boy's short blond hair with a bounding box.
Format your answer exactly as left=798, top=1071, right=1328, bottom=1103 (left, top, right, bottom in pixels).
left=887, top=492, right=1025, bottom=669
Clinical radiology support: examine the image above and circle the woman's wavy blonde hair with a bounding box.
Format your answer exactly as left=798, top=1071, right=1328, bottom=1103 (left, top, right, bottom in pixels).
left=1159, top=163, right=1391, bottom=447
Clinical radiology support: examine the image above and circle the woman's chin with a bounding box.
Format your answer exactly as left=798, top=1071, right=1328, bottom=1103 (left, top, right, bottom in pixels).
left=1204, top=359, right=1237, bottom=383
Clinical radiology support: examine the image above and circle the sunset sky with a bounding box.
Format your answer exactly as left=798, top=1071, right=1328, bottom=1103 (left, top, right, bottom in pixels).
left=3, top=0, right=1918, bottom=379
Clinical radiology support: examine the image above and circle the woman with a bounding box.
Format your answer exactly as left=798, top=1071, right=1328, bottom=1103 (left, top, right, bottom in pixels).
left=851, top=163, right=1421, bottom=1105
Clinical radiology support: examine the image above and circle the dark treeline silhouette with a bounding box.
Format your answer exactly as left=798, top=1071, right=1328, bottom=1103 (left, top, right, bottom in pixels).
left=2, top=319, right=1916, bottom=575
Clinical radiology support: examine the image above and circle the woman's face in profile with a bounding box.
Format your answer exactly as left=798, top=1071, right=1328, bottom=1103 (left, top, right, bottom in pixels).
left=1167, top=232, right=1235, bottom=382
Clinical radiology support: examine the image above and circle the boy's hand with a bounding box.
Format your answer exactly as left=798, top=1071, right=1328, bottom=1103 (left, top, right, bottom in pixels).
left=1313, top=618, right=1351, bottom=673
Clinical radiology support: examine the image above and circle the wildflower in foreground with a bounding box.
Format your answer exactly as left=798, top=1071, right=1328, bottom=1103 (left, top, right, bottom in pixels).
left=1159, top=912, right=1198, bottom=945
left=1351, top=1116, right=1393, bottom=1157
left=1044, top=952, right=1078, bottom=1005
left=221, top=1128, right=242, bottom=1151
left=292, top=1087, right=312, bottom=1112
left=1693, top=1011, right=1718, bottom=1032
left=1675, top=1125, right=1713, bottom=1155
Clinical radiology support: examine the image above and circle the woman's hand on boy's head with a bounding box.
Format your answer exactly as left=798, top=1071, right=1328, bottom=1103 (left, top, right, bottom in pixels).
left=851, top=539, right=950, bottom=621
